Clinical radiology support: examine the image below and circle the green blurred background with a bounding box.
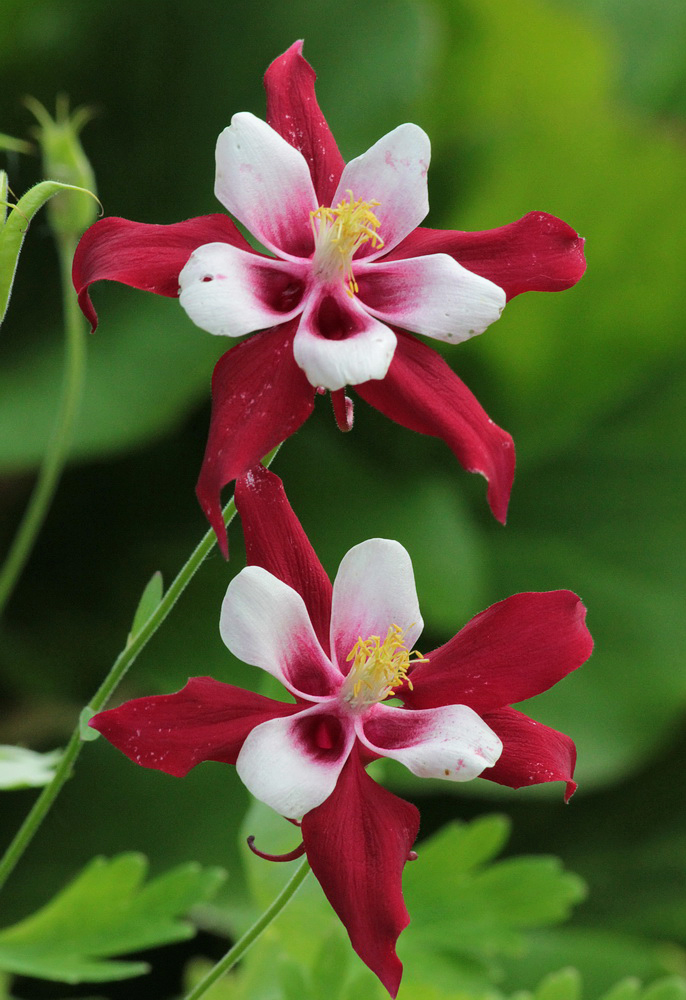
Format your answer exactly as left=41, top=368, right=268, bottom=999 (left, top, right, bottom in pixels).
left=1, top=0, right=685, bottom=996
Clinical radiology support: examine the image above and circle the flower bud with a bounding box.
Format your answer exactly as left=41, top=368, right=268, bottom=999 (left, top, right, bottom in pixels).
left=25, top=95, right=98, bottom=239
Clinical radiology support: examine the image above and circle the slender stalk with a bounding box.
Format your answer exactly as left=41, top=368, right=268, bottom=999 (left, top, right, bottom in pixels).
left=184, top=858, right=311, bottom=1000
left=0, top=447, right=279, bottom=893
left=0, top=233, right=85, bottom=616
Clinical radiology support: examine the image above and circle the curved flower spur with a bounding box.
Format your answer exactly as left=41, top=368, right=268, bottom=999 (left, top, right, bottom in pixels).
left=73, top=41, right=586, bottom=556
left=90, top=467, right=593, bottom=996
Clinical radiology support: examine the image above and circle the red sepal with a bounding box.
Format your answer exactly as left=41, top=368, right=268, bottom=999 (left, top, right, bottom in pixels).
left=383, top=211, right=586, bottom=301
left=264, top=40, right=345, bottom=206
left=235, top=466, right=333, bottom=655
left=404, top=591, right=592, bottom=714
left=481, top=707, right=578, bottom=801
left=302, top=748, right=419, bottom=997
left=89, top=677, right=301, bottom=777
left=196, top=320, right=315, bottom=557
left=356, top=330, right=514, bottom=523
left=72, top=215, right=255, bottom=331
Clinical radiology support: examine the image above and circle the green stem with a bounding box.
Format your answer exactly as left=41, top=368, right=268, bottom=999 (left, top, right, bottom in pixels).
left=0, top=233, right=85, bottom=616
left=0, top=446, right=279, bottom=894
left=184, top=858, right=311, bottom=1000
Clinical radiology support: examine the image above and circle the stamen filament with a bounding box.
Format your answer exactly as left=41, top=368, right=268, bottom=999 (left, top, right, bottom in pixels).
left=343, top=623, right=428, bottom=709
left=310, top=190, right=384, bottom=297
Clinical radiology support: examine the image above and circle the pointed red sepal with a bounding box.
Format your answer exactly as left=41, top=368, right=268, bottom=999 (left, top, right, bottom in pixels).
left=356, top=330, right=514, bottom=524
left=302, top=748, right=419, bottom=997
left=264, top=41, right=345, bottom=206
left=481, top=707, right=578, bottom=802
left=72, top=215, right=255, bottom=332
left=383, top=211, right=586, bottom=301
left=235, top=466, right=333, bottom=654
left=89, top=677, right=301, bottom=777
left=404, top=591, right=593, bottom=714
left=195, top=321, right=315, bottom=557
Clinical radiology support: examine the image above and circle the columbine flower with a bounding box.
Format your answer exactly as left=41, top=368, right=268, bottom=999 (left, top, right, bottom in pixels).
left=73, top=41, right=586, bottom=556
left=90, top=467, right=593, bottom=996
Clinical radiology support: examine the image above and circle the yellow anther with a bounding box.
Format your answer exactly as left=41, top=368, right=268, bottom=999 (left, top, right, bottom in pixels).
left=310, top=190, right=384, bottom=297
left=342, top=624, right=428, bottom=709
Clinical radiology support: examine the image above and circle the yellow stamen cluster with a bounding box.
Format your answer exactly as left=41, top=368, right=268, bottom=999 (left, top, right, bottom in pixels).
left=343, top=623, right=428, bottom=709
left=310, top=190, right=384, bottom=297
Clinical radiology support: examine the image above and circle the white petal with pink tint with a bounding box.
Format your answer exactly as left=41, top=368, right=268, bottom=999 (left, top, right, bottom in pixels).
left=215, top=113, right=317, bottom=258
left=220, top=566, right=342, bottom=699
left=330, top=539, right=423, bottom=673
left=179, top=243, right=307, bottom=337
left=356, top=253, right=506, bottom=342
left=333, top=123, right=430, bottom=260
left=236, top=707, right=355, bottom=819
left=294, top=292, right=397, bottom=390
left=358, top=703, right=502, bottom=780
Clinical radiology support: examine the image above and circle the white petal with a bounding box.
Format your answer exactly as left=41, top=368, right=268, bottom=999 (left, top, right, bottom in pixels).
left=215, top=112, right=317, bottom=258
left=356, top=253, right=506, bottom=342
left=293, top=288, right=396, bottom=390
left=179, top=242, right=308, bottom=337
left=359, top=703, right=503, bottom=781
left=330, top=539, right=423, bottom=672
left=220, top=566, right=342, bottom=699
left=236, top=707, right=355, bottom=819
left=332, top=123, right=430, bottom=259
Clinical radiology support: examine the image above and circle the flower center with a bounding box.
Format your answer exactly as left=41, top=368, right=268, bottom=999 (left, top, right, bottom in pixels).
left=310, top=190, right=384, bottom=298
left=341, top=624, right=427, bottom=710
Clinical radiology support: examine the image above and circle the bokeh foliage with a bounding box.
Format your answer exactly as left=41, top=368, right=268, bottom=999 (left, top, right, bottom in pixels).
left=1, top=0, right=685, bottom=997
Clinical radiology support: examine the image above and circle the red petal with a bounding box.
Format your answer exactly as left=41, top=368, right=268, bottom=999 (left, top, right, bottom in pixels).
left=235, top=467, right=333, bottom=655
left=480, top=707, right=578, bottom=801
left=383, top=211, right=586, bottom=301
left=264, top=41, right=345, bottom=206
left=195, top=320, right=315, bottom=557
left=72, top=215, right=255, bottom=331
left=301, top=748, right=419, bottom=997
left=89, top=676, right=301, bottom=777
left=355, top=330, right=514, bottom=523
left=404, top=591, right=593, bottom=714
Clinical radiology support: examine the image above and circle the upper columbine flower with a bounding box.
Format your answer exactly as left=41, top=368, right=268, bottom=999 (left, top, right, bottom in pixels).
left=90, top=467, right=593, bottom=997
left=73, top=41, right=586, bottom=555
left=177, top=114, right=505, bottom=393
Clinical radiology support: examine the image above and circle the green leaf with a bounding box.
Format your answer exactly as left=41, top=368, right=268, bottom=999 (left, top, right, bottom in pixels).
left=0, top=745, right=61, bottom=790
left=0, top=179, right=97, bottom=327
left=513, top=973, right=686, bottom=1000
left=498, top=929, right=684, bottom=997
left=398, top=816, right=586, bottom=993
left=128, top=570, right=164, bottom=644
left=0, top=853, right=225, bottom=983
left=534, top=969, right=583, bottom=1000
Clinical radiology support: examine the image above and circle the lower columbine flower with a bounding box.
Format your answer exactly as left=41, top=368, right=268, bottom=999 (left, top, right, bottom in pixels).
left=90, top=467, right=593, bottom=996
left=73, top=41, right=586, bottom=556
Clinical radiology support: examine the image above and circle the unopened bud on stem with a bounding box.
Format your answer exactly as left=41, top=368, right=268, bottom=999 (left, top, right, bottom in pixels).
left=24, top=95, right=98, bottom=239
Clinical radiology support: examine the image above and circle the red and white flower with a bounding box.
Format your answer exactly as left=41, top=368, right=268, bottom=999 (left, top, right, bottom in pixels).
left=177, top=116, right=505, bottom=393
left=73, top=41, right=586, bottom=556
left=90, top=467, right=593, bottom=996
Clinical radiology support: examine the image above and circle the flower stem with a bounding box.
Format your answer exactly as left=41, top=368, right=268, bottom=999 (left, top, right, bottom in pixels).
left=0, top=447, right=279, bottom=894
left=0, top=233, right=85, bottom=617
left=184, top=858, right=311, bottom=1000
